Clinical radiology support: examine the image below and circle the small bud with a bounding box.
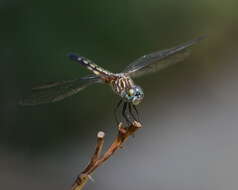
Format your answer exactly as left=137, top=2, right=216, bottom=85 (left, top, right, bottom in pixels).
left=97, top=131, right=105, bottom=138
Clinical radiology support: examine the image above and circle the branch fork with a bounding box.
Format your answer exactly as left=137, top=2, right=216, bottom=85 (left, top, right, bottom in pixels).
left=71, top=121, right=142, bottom=190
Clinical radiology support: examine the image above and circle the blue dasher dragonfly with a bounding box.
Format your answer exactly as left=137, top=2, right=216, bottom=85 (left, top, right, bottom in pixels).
left=20, top=36, right=205, bottom=124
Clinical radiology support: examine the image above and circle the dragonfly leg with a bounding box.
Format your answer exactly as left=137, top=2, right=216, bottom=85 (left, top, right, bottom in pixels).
left=132, top=105, right=140, bottom=122
left=114, top=99, right=123, bottom=125
left=128, top=103, right=138, bottom=122
left=122, top=102, right=131, bottom=126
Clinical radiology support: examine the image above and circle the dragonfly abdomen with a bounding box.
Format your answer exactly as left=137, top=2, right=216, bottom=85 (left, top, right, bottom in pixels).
left=68, top=53, right=113, bottom=77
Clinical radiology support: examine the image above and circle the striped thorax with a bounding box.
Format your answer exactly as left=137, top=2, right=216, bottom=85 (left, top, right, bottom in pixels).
left=111, top=75, right=134, bottom=96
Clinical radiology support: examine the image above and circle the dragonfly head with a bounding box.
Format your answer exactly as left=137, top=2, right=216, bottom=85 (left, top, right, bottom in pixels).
left=124, top=85, right=144, bottom=105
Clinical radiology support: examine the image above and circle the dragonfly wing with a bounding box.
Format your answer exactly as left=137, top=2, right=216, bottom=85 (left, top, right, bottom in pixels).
left=123, top=36, right=206, bottom=78
left=19, top=75, right=101, bottom=106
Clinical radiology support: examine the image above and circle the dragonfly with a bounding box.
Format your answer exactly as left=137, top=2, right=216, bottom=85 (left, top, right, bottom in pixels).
left=20, top=36, right=205, bottom=124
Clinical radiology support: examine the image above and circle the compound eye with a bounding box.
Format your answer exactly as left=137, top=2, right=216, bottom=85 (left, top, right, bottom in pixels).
left=128, top=89, right=135, bottom=96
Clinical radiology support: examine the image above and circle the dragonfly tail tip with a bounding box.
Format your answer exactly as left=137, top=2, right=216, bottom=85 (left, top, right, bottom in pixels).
left=67, top=53, right=79, bottom=61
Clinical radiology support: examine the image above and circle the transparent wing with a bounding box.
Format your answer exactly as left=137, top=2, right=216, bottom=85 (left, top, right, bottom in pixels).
left=123, top=36, right=206, bottom=78
left=19, top=75, right=101, bottom=106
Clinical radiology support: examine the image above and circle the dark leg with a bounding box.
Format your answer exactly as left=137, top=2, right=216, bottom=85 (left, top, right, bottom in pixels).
left=114, top=99, right=123, bottom=125
left=122, top=102, right=131, bottom=125
left=128, top=103, right=137, bottom=121
left=132, top=105, right=140, bottom=122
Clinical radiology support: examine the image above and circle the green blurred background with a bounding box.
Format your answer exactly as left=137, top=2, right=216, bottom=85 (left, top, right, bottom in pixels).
left=1, top=0, right=238, bottom=190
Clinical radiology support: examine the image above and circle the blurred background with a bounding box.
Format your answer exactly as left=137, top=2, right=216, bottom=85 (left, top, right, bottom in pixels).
left=1, top=0, right=238, bottom=189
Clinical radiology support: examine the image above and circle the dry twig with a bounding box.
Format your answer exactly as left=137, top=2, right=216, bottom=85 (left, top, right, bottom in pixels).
left=71, top=121, right=142, bottom=190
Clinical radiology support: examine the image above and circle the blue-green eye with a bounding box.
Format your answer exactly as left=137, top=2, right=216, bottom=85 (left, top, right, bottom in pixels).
left=135, top=86, right=144, bottom=96
left=123, top=86, right=144, bottom=105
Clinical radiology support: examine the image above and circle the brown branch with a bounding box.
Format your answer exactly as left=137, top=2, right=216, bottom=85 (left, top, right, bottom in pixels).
left=71, top=121, right=142, bottom=190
